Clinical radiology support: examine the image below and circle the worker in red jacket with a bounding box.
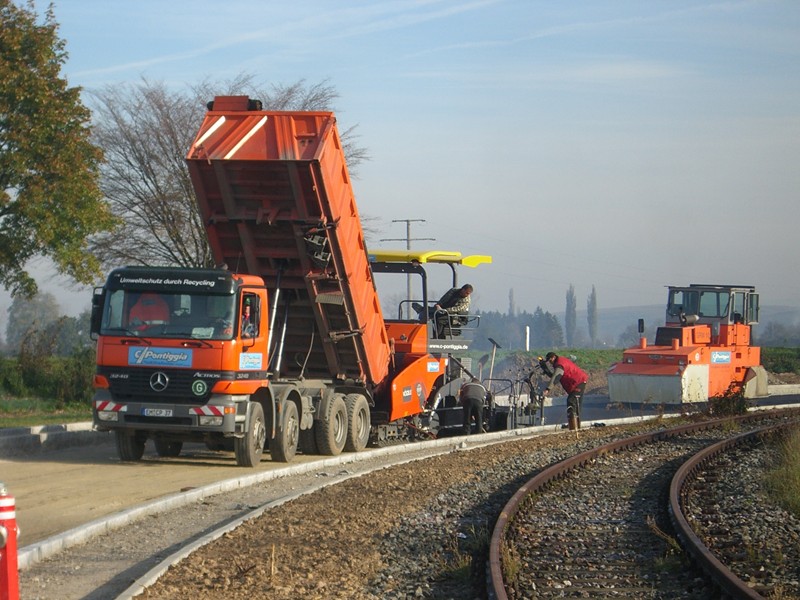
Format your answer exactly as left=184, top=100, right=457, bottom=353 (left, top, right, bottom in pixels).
left=542, top=352, right=588, bottom=430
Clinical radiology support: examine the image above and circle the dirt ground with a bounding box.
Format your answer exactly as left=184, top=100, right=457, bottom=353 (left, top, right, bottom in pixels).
left=768, top=371, right=800, bottom=384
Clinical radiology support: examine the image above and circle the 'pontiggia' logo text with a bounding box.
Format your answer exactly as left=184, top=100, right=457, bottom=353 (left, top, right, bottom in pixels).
left=128, top=347, right=192, bottom=367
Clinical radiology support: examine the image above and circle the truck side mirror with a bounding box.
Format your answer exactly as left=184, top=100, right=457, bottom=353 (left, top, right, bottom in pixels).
left=90, top=289, right=105, bottom=338
left=638, top=318, right=644, bottom=335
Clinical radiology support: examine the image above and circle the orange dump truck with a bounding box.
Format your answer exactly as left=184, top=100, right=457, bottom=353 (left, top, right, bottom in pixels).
left=607, top=284, right=768, bottom=405
left=91, top=96, right=490, bottom=466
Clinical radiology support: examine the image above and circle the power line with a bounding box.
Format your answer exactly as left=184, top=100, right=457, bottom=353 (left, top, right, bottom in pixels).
left=380, top=219, right=435, bottom=319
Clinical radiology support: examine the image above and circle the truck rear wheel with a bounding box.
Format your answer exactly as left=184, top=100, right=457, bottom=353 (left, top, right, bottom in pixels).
left=344, top=393, right=370, bottom=452
left=270, top=401, right=299, bottom=462
left=116, top=430, right=145, bottom=461
left=299, top=427, right=318, bottom=455
left=154, top=439, right=183, bottom=457
left=235, top=402, right=266, bottom=467
left=315, top=394, right=347, bottom=456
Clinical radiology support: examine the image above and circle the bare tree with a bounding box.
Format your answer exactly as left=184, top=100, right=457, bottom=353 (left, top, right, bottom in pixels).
left=90, top=80, right=210, bottom=268
left=89, top=75, right=370, bottom=269
left=6, top=291, right=60, bottom=353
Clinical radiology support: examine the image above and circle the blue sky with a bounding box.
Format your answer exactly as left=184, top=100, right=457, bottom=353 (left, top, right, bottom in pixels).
left=13, top=0, right=800, bottom=318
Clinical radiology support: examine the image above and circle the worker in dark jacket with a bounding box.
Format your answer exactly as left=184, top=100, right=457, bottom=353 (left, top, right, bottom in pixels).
left=413, top=284, right=473, bottom=338
left=432, top=284, right=473, bottom=338
left=542, top=352, right=588, bottom=430
left=459, top=377, right=487, bottom=435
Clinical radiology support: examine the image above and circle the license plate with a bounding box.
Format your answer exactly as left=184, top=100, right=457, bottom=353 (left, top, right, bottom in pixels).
left=143, top=408, right=173, bottom=417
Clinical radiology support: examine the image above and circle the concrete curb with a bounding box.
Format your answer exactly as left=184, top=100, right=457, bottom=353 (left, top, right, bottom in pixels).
left=0, top=422, right=111, bottom=457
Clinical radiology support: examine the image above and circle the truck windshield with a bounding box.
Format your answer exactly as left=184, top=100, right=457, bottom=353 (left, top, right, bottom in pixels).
left=100, top=289, right=237, bottom=340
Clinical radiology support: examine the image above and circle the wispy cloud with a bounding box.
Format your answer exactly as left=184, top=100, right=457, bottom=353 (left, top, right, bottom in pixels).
left=71, top=0, right=504, bottom=79
left=402, top=1, right=761, bottom=60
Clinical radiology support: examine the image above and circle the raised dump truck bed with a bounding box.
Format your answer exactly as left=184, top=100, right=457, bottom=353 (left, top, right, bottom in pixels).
left=186, top=96, right=389, bottom=386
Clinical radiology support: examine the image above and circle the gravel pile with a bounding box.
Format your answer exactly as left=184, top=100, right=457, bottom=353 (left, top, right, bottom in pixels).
left=140, top=427, right=626, bottom=599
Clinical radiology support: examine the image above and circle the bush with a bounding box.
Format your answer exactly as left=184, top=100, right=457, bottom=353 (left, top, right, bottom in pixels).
left=0, top=357, right=27, bottom=396
left=708, top=383, right=752, bottom=417
left=0, top=351, right=95, bottom=408
left=54, top=347, right=96, bottom=406
left=761, top=347, right=800, bottom=375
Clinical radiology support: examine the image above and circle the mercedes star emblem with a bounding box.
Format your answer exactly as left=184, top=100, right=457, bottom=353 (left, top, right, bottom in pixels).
left=150, top=371, right=169, bottom=392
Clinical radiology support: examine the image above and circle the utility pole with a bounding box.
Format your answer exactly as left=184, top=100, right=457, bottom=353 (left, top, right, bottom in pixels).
left=381, top=219, right=434, bottom=319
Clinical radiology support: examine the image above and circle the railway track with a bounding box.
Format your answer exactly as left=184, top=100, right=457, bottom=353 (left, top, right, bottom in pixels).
left=673, top=420, right=800, bottom=599
left=489, top=408, right=800, bottom=599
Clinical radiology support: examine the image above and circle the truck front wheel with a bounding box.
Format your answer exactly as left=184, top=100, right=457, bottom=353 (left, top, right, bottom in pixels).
left=116, top=430, right=145, bottom=461
left=315, top=394, right=347, bottom=455
left=235, top=402, right=266, bottom=467
left=154, top=439, right=183, bottom=457
left=270, top=400, right=299, bottom=462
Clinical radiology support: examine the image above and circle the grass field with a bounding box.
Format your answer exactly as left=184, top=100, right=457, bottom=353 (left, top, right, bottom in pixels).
left=0, top=394, right=91, bottom=428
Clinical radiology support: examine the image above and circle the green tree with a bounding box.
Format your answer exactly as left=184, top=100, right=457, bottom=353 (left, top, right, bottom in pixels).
left=0, top=1, right=116, bottom=296
left=531, top=306, right=564, bottom=348
left=565, top=284, right=577, bottom=346
left=89, top=75, right=370, bottom=269
left=44, top=309, right=92, bottom=356
left=587, top=285, right=598, bottom=348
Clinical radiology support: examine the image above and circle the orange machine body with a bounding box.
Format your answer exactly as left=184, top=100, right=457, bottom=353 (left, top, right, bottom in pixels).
left=92, top=96, right=492, bottom=462
left=607, top=284, right=768, bottom=405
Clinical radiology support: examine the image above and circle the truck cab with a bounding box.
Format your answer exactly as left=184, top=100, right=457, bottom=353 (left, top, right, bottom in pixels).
left=91, top=266, right=271, bottom=465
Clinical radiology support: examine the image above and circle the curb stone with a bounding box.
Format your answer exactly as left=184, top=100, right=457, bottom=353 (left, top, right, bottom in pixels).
left=0, top=422, right=111, bottom=457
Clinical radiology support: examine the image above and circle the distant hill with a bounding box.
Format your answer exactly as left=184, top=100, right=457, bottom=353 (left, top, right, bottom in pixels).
left=570, top=304, right=800, bottom=347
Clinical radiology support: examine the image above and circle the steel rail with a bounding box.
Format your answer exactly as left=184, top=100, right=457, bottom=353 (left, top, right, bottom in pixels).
left=487, top=407, right=800, bottom=600
left=669, top=418, right=800, bottom=600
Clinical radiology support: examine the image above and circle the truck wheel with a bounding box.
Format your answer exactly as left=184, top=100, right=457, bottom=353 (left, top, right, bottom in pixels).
left=299, top=427, right=318, bottom=455
left=116, top=430, right=145, bottom=461
left=235, top=402, right=266, bottom=467
left=205, top=439, right=234, bottom=451
left=344, top=394, right=370, bottom=452
left=270, top=401, right=299, bottom=462
left=315, top=394, right=347, bottom=455
left=154, top=439, right=183, bottom=457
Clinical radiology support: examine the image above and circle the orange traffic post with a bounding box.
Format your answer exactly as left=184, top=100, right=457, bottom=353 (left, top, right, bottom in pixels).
left=0, top=482, right=19, bottom=600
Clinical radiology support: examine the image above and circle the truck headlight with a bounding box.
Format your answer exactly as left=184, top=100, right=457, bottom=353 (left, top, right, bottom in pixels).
left=97, top=411, right=119, bottom=422
left=199, top=416, right=224, bottom=426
